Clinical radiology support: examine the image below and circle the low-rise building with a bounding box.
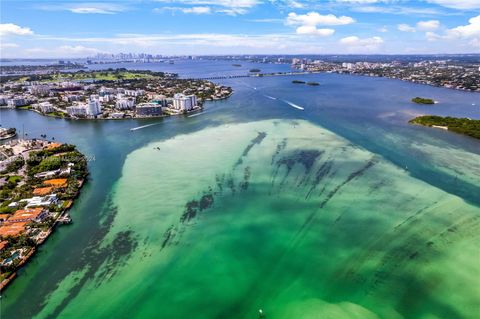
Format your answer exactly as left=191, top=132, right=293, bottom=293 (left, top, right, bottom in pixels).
left=125, top=89, right=145, bottom=97
left=29, top=85, right=51, bottom=96
left=35, top=101, right=54, bottom=114
left=62, top=94, right=81, bottom=103
left=66, top=104, right=88, bottom=117
left=136, top=103, right=162, bottom=116
left=7, top=98, right=28, bottom=108
left=116, top=98, right=135, bottom=110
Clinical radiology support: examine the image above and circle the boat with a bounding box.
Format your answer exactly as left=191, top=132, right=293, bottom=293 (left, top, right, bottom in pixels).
left=58, top=214, right=72, bottom=224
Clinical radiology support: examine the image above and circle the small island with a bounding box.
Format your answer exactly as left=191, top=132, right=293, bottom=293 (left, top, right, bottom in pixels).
left=306, top=82, right=320, bottom=86
left=249, top=69, right=261, bottom=73
left=0, top=139, right=88, bottom=290
left=292, top=80, right=306, bottom=84
left=232, top=64, right=242, bottom=67
left=412, top=97, right=435, bottom=104
left=0, top=128, right=16, bottom=140
left=409, top=115, right=480, bottom=140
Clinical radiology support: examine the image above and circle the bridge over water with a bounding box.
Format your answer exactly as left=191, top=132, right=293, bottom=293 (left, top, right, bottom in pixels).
left=186, top=71, right=321, bottom=81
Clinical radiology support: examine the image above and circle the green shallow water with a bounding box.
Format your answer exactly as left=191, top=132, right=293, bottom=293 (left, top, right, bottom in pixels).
left=33, top=120, right=480, bottom=319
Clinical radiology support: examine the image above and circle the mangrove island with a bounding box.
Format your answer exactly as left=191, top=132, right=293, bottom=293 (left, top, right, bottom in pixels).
left=412, top=97, right=435, bottom=104
left=409, top=115, right=480, bottom=140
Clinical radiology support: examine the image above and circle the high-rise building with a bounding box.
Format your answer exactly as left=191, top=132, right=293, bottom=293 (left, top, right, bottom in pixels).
left=87, top=98, right=102, bottom=116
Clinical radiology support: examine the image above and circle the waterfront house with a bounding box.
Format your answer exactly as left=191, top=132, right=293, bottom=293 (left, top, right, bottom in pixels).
left=21, top=194, right=58, bottom=208
left=0, top=222, right=28, bottom=238
left=7, top=208, right=48, bottom=223
left=33, top=187, right=54, bottom=196
left=44, top=178, right=68, bottom=188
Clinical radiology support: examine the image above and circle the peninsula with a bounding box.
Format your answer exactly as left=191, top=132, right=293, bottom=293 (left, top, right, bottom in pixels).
left=410, top=115, right=480, bottom=140
left=0, top=139, right=88, bottom=290
left=0, top=68, right=233, bottom=120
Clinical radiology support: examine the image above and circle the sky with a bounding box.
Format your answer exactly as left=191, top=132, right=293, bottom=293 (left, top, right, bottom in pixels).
left=0, top=0, right=479, bottom=58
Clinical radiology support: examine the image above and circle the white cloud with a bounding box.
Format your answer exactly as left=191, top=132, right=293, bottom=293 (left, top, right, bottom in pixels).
left=287, top=0, right=304, bottom=8
left=183, top=6, right=211, bottom=13
left=40, top=3, right=128, bottom=14
left=216, top=8, right=248, bottom=15
left=448, top=15, right=480, bottom=38
left=340, top=35, right=383, bottom=45
left=0, top=23, right=34, bottom=36
left=340, top=35, right=384, bottom=51
left=428, top=15, right=480, bottom=41
left=378, top=26, right=389, bottom=32
left=154, top=0, right=259, bottom=14
left=156, top=6, right=211, bottom=14
left=417, top=20, right=440, bottom=31
left=353, top=5, right=444, bottom=15
left=25, top=45, right=103, bottom=58
left=425, top=15, right=479, bottom=51
left=296, top=26, right=335, bottom=36
left=426, top=0, right=480, bottom=10
left=286, top=12, right=355, bottom=26
left=335, top=0, right=386, bottom=3
left=156, top=0, right=259, bottom=7
left=398, top=24, right=416, bottom=32
left=1, top=43, right=19, bottom=48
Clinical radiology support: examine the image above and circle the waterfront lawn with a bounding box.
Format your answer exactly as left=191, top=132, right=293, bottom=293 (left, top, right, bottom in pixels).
left=45, top=70, right=157, bottom=82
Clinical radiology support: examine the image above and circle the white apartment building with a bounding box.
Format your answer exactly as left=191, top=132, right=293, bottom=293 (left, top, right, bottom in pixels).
left=29, top=85, right=51, bottom=96
left=87, top=98, right=102, bottom=116
left=124, top=89, right=145, bottom=97
left=7, top=98, right=28, bottom=108
left=172, top=93, right=197, bottom=111
left=66, top=99, right=102, bottom=117
left=35, top=102, right=54, bottom=113
left=66, top=104, right=87, bottom=117
left=116, top=98, right=135, bottom=110
left=62, top=94, right=81, bottom=102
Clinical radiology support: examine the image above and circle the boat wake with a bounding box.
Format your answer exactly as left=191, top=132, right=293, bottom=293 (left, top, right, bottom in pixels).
left=282, top=100, right=305, bottom=110
left=130, top=123, right=160, bottom=131
left=264, top=95, right=277, bottom=100
left=188, top=112, right=206, bottom=118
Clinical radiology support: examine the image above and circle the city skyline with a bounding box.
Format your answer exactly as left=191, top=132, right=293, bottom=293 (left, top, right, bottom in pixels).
left=1, top=0, right=480, bottom=58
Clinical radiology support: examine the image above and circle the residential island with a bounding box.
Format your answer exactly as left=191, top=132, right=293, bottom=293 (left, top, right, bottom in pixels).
left=0, top=68, right=233, bottom=120
left=0, top=139, right=88, bottom=290
left=410, top=115, right=480, bottom=140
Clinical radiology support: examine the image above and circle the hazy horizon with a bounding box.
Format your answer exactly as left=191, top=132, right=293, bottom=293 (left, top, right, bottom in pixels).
left=1, top=0, right=479, bottom=58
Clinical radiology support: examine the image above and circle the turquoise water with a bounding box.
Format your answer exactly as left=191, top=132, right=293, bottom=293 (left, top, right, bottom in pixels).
left=1, top=63, right=479, bottom=319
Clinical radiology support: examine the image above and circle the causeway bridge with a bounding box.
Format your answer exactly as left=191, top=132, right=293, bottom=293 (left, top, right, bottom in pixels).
left=187, top=71, right=321, bottom=81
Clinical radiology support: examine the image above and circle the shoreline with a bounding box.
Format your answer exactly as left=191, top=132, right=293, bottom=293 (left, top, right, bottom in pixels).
left=4, top=92, right=233, bottom=122
left=0, top=141, right=88, bottom=292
